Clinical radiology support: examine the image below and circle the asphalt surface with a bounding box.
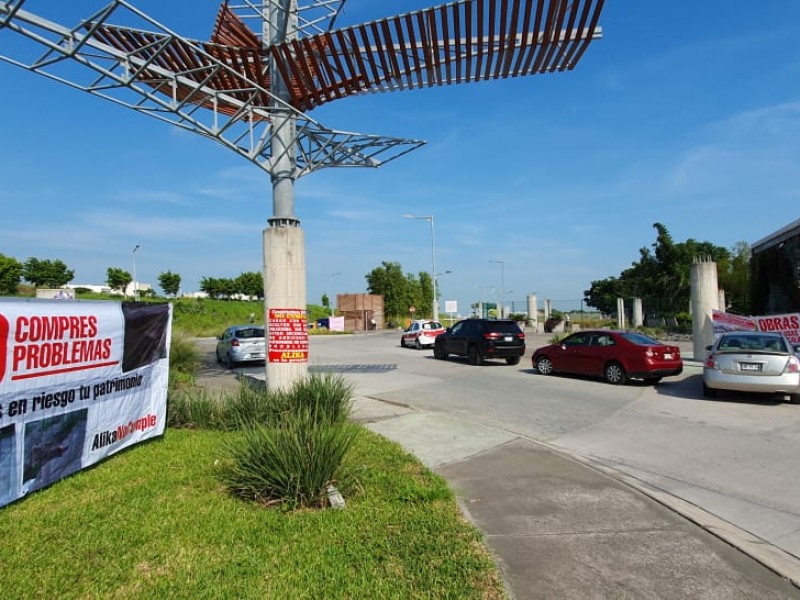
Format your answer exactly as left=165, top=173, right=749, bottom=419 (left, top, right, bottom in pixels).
left=196, top=334, right=800, bottom=599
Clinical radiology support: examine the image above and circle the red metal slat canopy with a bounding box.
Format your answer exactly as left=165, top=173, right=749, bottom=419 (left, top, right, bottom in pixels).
left=89, top=0, right=604, bottom=116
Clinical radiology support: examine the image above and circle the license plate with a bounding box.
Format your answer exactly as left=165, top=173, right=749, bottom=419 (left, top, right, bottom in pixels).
left=252, top=353, right=264, bottom=358
left=504, top=336, right=512, bottom=342
left=664, top=353, right=673, bottom=360
left=740, top=363, right=761, bottom=371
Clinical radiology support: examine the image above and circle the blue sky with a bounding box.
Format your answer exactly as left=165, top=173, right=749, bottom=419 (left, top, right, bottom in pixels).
left=1, top=1, right=799, bottom=316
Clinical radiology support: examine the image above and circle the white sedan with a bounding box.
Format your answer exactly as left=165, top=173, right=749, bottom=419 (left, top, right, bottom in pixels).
left=400, top=320, right=445, bottom=349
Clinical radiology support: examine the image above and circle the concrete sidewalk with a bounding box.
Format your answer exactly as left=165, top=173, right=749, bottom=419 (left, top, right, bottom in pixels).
left=352, top=395, right=800, bottom=599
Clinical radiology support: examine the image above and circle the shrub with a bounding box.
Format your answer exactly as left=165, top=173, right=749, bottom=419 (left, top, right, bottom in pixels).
left=218, top=410, right=359, bottom=508
left=169, top=329, right=198, bottom=381
left=167, top=387, right=226, bottom=429
left=544, top=316, right=563, bottom=333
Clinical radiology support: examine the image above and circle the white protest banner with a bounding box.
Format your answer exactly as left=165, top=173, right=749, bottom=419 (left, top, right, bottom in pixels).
left=712, top=309, right=800, bottom=344
left=0, top=299, right=171, bottom=507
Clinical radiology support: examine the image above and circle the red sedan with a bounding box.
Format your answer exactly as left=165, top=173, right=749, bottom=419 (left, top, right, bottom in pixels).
left=532, top=330, right=683, bottom=385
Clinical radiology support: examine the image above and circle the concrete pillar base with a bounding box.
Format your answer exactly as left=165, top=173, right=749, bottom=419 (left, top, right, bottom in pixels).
left=263, top=225, right=308, bottom=391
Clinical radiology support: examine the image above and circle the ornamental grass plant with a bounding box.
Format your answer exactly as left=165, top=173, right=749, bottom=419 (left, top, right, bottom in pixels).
left=218, top=410, right=360, bottom=508
left=169, top=371, right=357, bottom=508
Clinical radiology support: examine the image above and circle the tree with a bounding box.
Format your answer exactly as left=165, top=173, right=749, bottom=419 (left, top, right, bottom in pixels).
left=583, top=276, right=626, bottom=316
left=321, top=293, right=330, bottom=312
left=721, top=241, right=751, bottom=314
left=418, top=271, right=434, bottom=316
left=22, top=257, right=74, bottom=288
left=200, top=276, right=235, bottom=299
left=0, top=253, right=22, bottom=295
left=158, top=271, right=181, bottom=297
left=583, top=223, right=737, bottom=317
left=106, top=267, right=132, bottom=295
left=366, top=261, right=415, bottom=318
left=234, top=271, right=264, bottom=299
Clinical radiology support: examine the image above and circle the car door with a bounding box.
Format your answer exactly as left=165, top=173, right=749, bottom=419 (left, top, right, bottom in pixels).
left=583, top=333, right=614, bottom=376
left=554, top=332, right=593, bottom=373
left=218, top=327, right=233, bottom=355
left=445, top=321, right=470, bottom=356
left=403, top=322, right=417, bottom=345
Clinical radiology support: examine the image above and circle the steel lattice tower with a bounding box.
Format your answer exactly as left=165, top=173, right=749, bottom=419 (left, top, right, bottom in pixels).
left=0, top=0, right=604, bottom=389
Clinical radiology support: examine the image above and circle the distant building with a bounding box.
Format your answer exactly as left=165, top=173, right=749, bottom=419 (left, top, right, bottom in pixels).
left=751, top=218, right=800, bottom=315
left=63, top=282, right=153, bottom=297
left=65, top=284, right=112, bottom=294
left=336, top=293, right=384, bottom=331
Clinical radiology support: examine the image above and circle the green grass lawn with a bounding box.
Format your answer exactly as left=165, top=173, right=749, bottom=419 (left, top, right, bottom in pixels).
left=0, top=427, right=506, bottom=599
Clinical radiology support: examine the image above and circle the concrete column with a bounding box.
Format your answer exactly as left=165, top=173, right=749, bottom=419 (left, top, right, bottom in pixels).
left=616, top=297, right=626, bottom=329
left=527, top=293, right=538, bottom=331
left=691, top=259, right=719, bottom=362
left=262, top=1, right=307, bottom=391
left=544, top=299, right=551, bottom=323
left=632, top=298, right=643, bottom=328
left=264, top=225, right=308, bottom=391
left=718, top=289, right=726, bottom=313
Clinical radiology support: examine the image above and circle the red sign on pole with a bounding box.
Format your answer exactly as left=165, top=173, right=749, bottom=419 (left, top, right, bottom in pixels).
left=268, top=308, right=309, bottom=363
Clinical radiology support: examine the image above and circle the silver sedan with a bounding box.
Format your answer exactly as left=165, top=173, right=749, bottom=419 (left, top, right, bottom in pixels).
left=216, top=325, right=266, bottom=368
left=703, top=331, right=800, bottom=403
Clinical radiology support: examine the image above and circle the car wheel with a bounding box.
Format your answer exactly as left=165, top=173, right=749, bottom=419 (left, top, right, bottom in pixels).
left=506, top=356, right=521, bottom=366
left=400, top=337, right=406, bottom=348
left=415, top=339, right=422, bottom=350
left=536, top=356, right=553, bottom=375
left=224, top=352, right=234, bottom=369
left=702, top=382, right=717, bottom=398
left=789, top=393, right=800, bottom=404
left=604, top=362, right=627, bottom=385
left=468, top=345, right=484, bottom=366
left=433, top=343, right=448, bottom=360
left=215, top=348, right=222, bottom=364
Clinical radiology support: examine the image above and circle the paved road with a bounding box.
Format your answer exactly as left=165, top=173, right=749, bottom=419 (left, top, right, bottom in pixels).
left=195, top=330, right=800, bottom=567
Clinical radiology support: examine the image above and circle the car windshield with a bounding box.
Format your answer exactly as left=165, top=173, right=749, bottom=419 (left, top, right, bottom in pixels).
left=621, top=332, right=661, bottom=346
left=718, top=335, right=787, bottom=353
left=422, top=321, right=442, bottom=330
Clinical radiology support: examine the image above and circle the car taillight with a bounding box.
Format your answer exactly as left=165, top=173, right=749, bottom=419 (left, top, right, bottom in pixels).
left=645, top=348, right=654, bottom=358
left=785, top=356, right=800, bottom=374
left=231, top=339, right=240, bottom=346
left=704, top=353, right=717, bottom=369
left=483, top=332, right=501, bottom=340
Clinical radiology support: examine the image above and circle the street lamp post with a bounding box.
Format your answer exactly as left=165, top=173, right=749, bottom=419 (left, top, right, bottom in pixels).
left=489, top=259, right=504, bottom=318
left=435, top=270, right=452, bottom=321
left=132, top=244, right=140, bottom=301
left=329, top=271, right=341, bottom=316
left=404, top=214, right=438, bottom=320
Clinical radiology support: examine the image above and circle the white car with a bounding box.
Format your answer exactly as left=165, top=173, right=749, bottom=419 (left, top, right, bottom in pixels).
left=703, top=331, right=800, bottom=403
left=400, top=320, right=445, bottom=349
left=216, top=325, right=266, bottom=367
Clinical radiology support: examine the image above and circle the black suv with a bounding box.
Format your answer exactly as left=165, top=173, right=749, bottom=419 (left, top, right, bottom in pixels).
left=433, top=319, right=525, bottom=365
